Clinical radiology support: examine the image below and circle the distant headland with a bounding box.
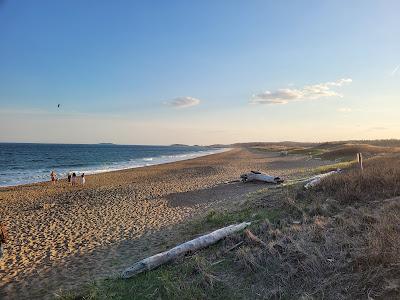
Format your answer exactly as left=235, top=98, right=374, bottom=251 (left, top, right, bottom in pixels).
left=170, top=144, right=189, bottom=147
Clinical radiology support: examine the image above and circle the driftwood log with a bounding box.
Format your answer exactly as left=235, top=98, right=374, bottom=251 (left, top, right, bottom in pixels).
left=121, top=222, right=251, bottom=279
left=304, top=169, right=342, bottom=189
left=241, top=171, right=284, bottom=184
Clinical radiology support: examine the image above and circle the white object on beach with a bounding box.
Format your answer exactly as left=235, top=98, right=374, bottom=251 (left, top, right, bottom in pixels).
left=304, top=169, right=341, bottom=189
left=241, top=171, right=284, bottom=184
left=121, top=222, right=251, bottom=279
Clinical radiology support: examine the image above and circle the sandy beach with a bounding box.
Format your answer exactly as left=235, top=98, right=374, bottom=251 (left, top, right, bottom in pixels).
left=0, top=148, right=328, bottom=299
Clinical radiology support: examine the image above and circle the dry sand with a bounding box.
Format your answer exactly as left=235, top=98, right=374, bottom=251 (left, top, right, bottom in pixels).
left=0, top=148, right=329, bottom=299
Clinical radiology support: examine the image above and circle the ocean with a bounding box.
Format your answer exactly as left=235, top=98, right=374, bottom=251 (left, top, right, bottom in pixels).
left=0, top=143, right=225, bottom=187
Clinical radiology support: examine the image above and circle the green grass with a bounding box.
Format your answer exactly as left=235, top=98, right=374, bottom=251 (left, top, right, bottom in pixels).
left=251, top=146, right=286, bottom=152
left=314, top=160, right=356, bottom=173
left=62, top=257, right=240, bottom=300
left=191, top=207, right=280, bottom=233
left=287, top=147, right=325, bottom=156
left=252, top=146, right=327, bottom=157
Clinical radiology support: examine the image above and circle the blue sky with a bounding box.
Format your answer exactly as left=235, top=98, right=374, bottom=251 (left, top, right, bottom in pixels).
left=0, top=0, right=399, bottom=144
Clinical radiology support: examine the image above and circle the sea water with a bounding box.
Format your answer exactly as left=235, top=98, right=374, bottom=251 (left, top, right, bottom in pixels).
left=0, top=143, right=226, bottom=187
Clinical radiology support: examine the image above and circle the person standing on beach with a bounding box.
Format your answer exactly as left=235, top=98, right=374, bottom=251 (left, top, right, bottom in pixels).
left=50, top=171, right=57, bottom=184
left=0, top=222, right=8, bottom=259
left=67, top=172, right=72, bottom=184
left=81, top=173, right=85, bottom=185
left=71, top=172, right=77, bottom=185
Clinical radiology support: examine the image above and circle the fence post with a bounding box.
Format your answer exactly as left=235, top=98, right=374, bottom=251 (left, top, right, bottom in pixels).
left=357, top=152, right=363, bottom=171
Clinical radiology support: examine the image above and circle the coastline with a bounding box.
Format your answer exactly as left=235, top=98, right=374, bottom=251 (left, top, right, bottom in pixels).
left=0, top=147, right=231, bottom=189
left=0, top=148, right=330, bottom=299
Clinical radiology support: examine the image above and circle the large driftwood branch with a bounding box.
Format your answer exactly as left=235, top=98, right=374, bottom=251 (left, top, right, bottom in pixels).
left=304, top=170, right=341, bottom=189
left=241, top=171, right=284, bottom=184
left=121, top=222, right=251, bottom=279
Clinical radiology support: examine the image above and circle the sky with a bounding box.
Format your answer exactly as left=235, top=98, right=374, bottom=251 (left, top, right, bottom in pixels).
left=0, top=0, right=399, bottom=145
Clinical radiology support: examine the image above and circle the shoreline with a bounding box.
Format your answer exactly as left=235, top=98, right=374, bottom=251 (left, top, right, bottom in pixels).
left=0, top=148, right=330, bottom=299
left=0, top=147, right=231, bottom=189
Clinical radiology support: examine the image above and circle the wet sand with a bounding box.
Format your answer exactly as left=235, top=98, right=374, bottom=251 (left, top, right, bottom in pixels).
left=0, top=148, right=328, bottom=299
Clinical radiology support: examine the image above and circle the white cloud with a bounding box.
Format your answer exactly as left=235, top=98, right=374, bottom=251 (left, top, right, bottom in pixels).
left=165, top=96, right=201, bottom=108
left=326, top=78, right=353, bottom=86
left=391, top=64, right=400, bottom=76
left=337, top=107, right=352, bottom=112
left=250, top=78, right=352, bottom=105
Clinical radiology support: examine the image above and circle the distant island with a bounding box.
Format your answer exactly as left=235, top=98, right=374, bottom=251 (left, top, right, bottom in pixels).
left=170, top=144, right=189, bottom=147
left=98, top=143, right=114, bottom=145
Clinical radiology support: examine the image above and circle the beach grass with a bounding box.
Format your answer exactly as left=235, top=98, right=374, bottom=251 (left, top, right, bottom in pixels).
left=252, top=142, right=400, bottom=164
left=287, top=147, right=326, bottom=156
left=62, top=260, right=238, bottom=300
left=313, top=160, right=356, bottom=173
left=190, top=207, right=281, bottom=234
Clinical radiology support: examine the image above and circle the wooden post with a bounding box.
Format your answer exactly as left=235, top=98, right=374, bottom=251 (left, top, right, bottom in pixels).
left=357, top=153, right=363, bottom=171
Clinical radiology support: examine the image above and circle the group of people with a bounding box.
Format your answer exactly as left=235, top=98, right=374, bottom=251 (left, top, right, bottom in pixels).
left=67, top=172, right=85, bottom=185
left=50, top=171, right=85, bottom=185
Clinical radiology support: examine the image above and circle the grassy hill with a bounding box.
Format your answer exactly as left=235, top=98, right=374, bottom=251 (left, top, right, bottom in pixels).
left=210, top=139, right=400, bottom=150
left=250, top=140, right=400, bottom=163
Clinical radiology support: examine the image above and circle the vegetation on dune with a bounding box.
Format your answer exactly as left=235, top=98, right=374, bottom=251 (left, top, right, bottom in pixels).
left=320, top=154, right=400, bottom=203
left=319, top=139, right=400, bottom=148
left=189, top=207, right=280, bottom=235
left=287, top=147, right=325, bottom=156
left=233, top=139, right=400, bottom=150
left=62, top=257, right=239, bottom=300
left=231, top=142, right=315, bottom=149
left=252, top=145, right=326, bottom=157
left=318, top=144, right=400, bottom=161
left=314, top=160, right=356, bottom=173
left=252, top=141, right=400, bottom=164
left=63, top=155, right=400, bottom=300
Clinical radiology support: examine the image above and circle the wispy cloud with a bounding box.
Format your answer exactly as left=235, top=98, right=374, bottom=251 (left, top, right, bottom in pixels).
left=337, top=107, right=352, bottom=113
left=0, top=108, right=50, bottom=115
left=368, top=126, right=387, bottom=131
left=250, top=78, right=352, bottom=105
left=391, top=64, right=400, bottom=76
left=165, top=96, right=201, bottom=108
left=0, top=107, right=126, bottom=120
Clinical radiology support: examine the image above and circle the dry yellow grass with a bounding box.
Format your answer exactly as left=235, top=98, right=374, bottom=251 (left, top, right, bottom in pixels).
left=232, top=154, right=400, bottom=298
left=320, top=153, right=400, bottom=202
left=319, top=143, right=400, bottom=160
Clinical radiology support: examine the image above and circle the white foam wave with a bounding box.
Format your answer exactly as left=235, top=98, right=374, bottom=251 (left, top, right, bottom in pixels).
left=0, top=148, right=230, bottom=187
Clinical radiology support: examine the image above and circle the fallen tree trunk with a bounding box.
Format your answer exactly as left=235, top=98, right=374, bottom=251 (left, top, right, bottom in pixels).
left=121, top=222, right=251, bottom=279
left=304, top=169, right=342, bottom=189
left=241, top=171, right=284, bottom=184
